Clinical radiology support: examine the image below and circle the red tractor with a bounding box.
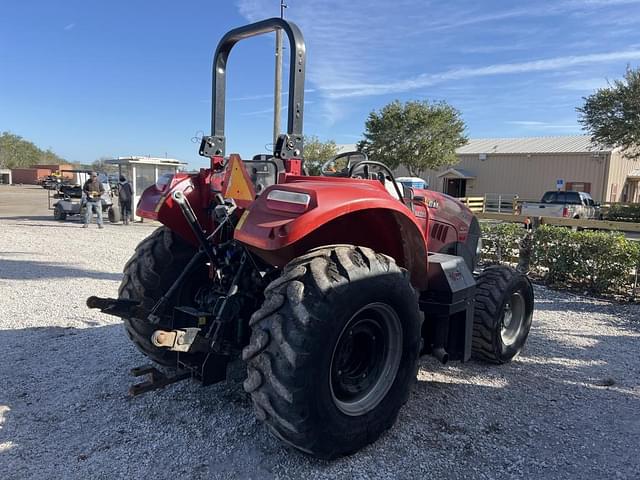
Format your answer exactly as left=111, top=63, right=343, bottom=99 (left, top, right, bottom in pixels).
left=88, top=18, right=534, bottom=459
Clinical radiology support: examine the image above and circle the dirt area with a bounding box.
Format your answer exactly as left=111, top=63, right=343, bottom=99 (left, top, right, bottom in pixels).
left=0, top=184, right=55, bottom=219
left=1, top=186, right=639, bottom=479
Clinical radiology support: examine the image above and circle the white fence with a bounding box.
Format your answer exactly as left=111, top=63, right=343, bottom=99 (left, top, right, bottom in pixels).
left=483, top=193, right=518, bottom=213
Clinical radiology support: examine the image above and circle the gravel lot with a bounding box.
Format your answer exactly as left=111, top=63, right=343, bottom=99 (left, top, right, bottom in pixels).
left=1, top=186, right=639, bottom=479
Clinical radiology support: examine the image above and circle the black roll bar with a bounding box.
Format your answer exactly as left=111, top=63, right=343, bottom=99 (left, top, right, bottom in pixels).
left=199, top=18, right=306, bottom=159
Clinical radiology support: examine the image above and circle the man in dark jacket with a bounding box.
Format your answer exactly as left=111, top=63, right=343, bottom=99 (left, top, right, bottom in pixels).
left=117, top=175, right=133, bottom=225
left=82, top=172, right=105, bottom=228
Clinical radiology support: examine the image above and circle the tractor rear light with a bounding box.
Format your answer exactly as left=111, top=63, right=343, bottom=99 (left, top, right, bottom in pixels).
left=266, top=190, right=311, bottom=213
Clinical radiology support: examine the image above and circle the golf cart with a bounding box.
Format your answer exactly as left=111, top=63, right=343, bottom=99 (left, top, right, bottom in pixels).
left=50, top=170, right=119, bottom=222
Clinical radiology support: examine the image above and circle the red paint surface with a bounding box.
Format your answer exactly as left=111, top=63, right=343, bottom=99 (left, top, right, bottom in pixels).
left=135, top=155, right=476, bottom=289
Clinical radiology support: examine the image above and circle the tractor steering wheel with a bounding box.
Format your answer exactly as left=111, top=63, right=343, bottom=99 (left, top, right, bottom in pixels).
left=320, top=151, right=368, bottom=177
left=348, top=160, right=404, bottom=200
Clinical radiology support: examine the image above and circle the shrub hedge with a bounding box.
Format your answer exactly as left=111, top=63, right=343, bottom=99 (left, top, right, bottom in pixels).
left=481, top=223, right=640, bottom=297
left=605, top=203, right=640, bottom=223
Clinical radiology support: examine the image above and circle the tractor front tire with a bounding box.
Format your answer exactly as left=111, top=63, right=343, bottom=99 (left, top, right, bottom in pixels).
left=118, top=227, right=197, bottom=366
left=471, top=265, right=534, bottom=364
left=243, top=245, right=422, bottom=459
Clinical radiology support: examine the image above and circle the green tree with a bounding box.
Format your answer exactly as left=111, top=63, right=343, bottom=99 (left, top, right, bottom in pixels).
left=0, top=131, right=66, bottom=168
left=578, top=67, right=640, bottom=159
left=91, top=157, right=118, bottom=174
left=303, top=135, right=339, bottom=175
left=358, top=100, right=468, bottom=177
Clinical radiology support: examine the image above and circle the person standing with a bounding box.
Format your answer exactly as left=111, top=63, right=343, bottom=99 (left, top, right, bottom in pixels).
left=82, top=172, right=105, bottom=228
left=117, top=175, right=133, bottom=225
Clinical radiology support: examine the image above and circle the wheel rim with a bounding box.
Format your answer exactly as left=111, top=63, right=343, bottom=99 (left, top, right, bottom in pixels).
left=329, top=302, right=402, bottom=416
left=501, top=291, right=525, bottom=346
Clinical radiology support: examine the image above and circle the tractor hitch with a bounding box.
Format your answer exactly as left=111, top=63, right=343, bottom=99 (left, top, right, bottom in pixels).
left=151, top=327, right=211, bottom=353
left=129, top=365, right=191, bottom=396
left=86, top=296, right=142, bottom=319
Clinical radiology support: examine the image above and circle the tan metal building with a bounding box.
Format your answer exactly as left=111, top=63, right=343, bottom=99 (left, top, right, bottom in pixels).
left=393, top=136, right=639, bottom=202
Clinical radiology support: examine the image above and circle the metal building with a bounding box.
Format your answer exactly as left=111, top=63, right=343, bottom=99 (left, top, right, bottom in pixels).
left=390, top=136, right=639, bottom=202
left=105, top=156, right=186, bottom=220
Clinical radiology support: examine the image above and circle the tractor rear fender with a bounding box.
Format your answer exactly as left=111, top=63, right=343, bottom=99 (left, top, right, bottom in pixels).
left=137, top=170, right=223, bottom=245
left=234, top=178, right=429, bottom=289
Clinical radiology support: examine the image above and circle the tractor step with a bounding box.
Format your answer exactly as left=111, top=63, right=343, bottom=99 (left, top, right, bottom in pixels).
left=129, top=365, right=191, bottom=396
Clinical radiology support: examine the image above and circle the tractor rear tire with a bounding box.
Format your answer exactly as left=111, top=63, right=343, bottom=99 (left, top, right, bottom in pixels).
left=118, top=227, right=198, bottom=366
left=243, top=245, right=422, bottom=459
left=471, top=265, right=534, bottom=364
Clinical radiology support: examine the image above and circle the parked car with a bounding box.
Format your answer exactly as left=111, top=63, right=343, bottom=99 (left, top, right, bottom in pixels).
left=521, top=191, right=601, bottom=219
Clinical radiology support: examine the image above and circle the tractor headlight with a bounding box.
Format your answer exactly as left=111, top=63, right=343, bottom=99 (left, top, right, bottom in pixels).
left=266, top=190, right=311, bottom=213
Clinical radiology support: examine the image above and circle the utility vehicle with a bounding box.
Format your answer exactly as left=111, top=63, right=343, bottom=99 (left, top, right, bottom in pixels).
left=88, top=18, right=534, bottom=459
left=51, top=170, right=119, bottom=222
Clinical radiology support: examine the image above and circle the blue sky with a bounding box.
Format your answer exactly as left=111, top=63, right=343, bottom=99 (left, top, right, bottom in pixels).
left=1, top=0, right=640, bottom=168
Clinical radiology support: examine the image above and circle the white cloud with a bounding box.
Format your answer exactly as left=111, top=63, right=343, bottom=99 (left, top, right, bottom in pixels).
left=457, top=44, right=531, bottom=55
left=507, top=121, right=548, bottom=126
left=235, top=0, right=640, bottom=120
left=64, top=23, right=75, bottom=31
left=558, top=78, right=610, bottom=91
left=322, top=49, right=640, bottom=98
left=230, top=89, right=316, bottom=102
left=506, top=120, right=579, bottom=130
left=423, top=7, right=541, bottom=32
left=241, top=105, right=288, bottom=117
left=563, top=0, right=640, bottom=6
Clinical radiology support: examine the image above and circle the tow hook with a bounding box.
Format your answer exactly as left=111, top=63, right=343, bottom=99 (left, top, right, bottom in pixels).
left=151, top=328, right=201, bottom=352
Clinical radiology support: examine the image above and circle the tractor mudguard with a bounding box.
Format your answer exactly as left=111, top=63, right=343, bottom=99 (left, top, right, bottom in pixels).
left=234, top=176, right=429, bottom=289
left=136, top=171, right=218, bottom=245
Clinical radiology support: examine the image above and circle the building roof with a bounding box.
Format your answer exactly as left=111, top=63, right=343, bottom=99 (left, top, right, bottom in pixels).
left=105, top=156, right=186, bottom=166
left=437, top=167, right=476, bottom=179
left=455, top=135, right=610, bottom=155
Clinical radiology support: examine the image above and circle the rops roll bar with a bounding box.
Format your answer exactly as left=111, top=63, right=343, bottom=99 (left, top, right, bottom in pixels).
left=199, top=18, right=306, bottom=161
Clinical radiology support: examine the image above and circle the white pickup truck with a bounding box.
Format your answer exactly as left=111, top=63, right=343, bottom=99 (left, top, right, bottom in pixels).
left=520, top=191, right=601, bottom=219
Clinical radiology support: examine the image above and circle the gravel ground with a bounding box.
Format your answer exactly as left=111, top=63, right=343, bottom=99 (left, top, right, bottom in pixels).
left=1, top=191, right=639, bottom=479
